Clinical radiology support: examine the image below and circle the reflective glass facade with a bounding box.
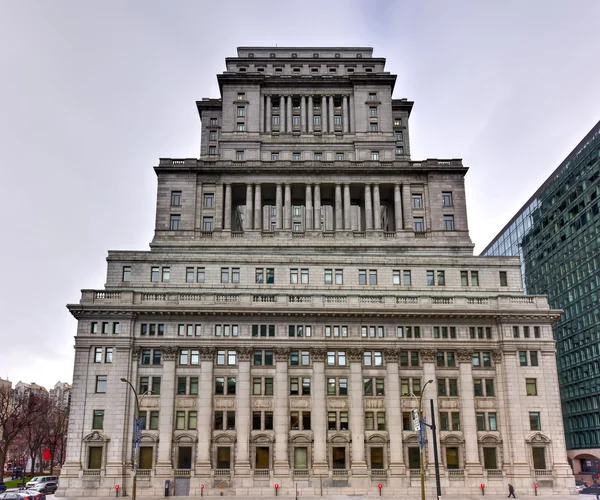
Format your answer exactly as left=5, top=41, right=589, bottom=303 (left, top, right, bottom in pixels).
left=482, top=120, right=600, bottom=451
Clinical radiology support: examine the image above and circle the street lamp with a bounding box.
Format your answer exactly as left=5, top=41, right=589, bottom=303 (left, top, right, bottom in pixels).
left=120, top=378, right=142, bottom=500
left=418, top=379, right=434, bottom=500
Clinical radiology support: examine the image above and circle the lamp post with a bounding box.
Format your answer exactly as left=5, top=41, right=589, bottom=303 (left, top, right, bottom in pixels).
left=418, top=379, right=434, bottom=500
left=120, top=378, right=141, bottom=500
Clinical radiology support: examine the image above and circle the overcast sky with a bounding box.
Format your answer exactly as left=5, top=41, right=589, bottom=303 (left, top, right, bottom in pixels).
left=1, top=1, right=599, bottom=389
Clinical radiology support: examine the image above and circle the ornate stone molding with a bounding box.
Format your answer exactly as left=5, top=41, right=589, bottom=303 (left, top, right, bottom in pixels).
left=348, top=348, right=363, bottom=363
left=383, top=348, right=399, bottom=363
left=162, top=346, right=178, bottom=361
left=132, top=346, right=141, bottom=361
left=492, top=349, right=503, bottom=363
left=199, top=346, right=215, bottom=361
left=420, top=349, right=437, bottom=363
left=274, top=347, right=289, bottom=362
left=457, top=349, right=474, bottom=363
left=238, top=347, right=253, bottom=361
left=312, top=348, right=327, bottom=362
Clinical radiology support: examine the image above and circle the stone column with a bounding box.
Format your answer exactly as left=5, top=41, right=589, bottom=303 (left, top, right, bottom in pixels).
left=274, top=348, right=290, bottom=475
left=245, top=184, right=253, bottom=230
left=300, top=95, right=306, bottom=134
left=322, top=96, right=328, bottom=134
left=343, top=184, right=351, bottom=230
left=402, top=184, right=411, bottom=230
left=259, top=93, right=264, bottom=133
left=122, top=347, right=140, bottom=473
left=364, top=184, right=373, bottom=231
left=156, top=347, right=177, bottom=474
left=284, top=183, right=292, bottom=230
left=234, top=348, right=252, bottom=476
left=223, top=183, right=232, bottom=231
left=314, top=184, right=321, bottom=230
left=254, top=183, right=262, bottom=231
left=266, top=95, right=272, bottom=134
left=349, top=349, right=368, bottom=476
left=280, top=95, right=286, bottom=133
left=394, top=184, right=402, bottom=232
left=457, top=349, right=482, bottom=474
left=276, top=183, right=283, bottom=230
left=420, top=349, right=438, bottom=469
left=349, top=94, right=355, bottom=133
left=493, top=350, right=512, bottom=470
left=215, top=183, right=224, bottom=230
left=311, top=349, right=328, bottom=475
left=384, top=349, right=405, bottom=475
left=308, top=96, right=314, bottom=134
left=373, top=184, right=381, bottom=230
left=286, top=94, right=293, bottom=133
left=334, top=184, right=343, bottom=231
left=328, top=95, right=335, bottom=134
left=305, top=184, right=313, bottom=230
left=342, top=95, right=349, bottom=134
left=195, top=348, right=214, bottom=475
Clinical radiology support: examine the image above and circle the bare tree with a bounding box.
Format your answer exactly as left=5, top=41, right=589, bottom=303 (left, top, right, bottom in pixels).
left=44, top=400, right=69, bottom=475
left=0, top=386, right=45, bottom=477
left=22, top=393, right=51, bottom=476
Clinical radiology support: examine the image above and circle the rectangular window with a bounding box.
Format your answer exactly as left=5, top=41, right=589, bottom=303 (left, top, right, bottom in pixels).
left=412, top=194, right=423, bottom=209
left=162, top=267, right=170, bottom=282
left=232, top=267, right=240, bottom=283
left=513, top=326, right=520, bottom=338
left=91, top=321, right=98, bottom=334
left=94, top=347, right=103, bottom=363
left=488, top=413, right=497, bottom=431
left=236, top=151, right=244, bottom=161
left=171, top=190, right=182, bottom=206
left=471, top=271, right=479, bottom=286
left=95, top=375, right=107, bottom=393
left=485, top=379, right=495, bottom=397
left=237, top=106, right=245, bottom=117
left=369, top=106, right=377, bottom=117
left=526, top=378, right=537, bottom=396
left=151, top=377, right=161, bottom=395
left=92, top=410, right=104, bottom=429
left=370, top=151, right=379, bottom=161
left=369, top=123, right=378, bottom=132
left=102, top=322, right=109, bottom=334
left=221, top=268, right=229, bottom=283
left=169, top=215, right=181, bottom=230
left=203, top=193, right=215, bottom=208
left=122, top=266, right=131, bottom=282
left=203, top=217, right=213, bottom=231
left=105, top=347, right=113, bottom=363
left=443, top=215, right=455, bottom=231
left=236, top=123, right=245, bottom=132
left=442, top=191, right=453, bottom=206
left=529, top=412, right=541, bottom=430
left=176, top=411, right=186, bottom=430
left=530, top=351, right=539, bottom=366
left=149, top=411, right=159, bottom=430
left=209, top=131, right=217, bottom=141
left=476, top=412, right=485, bottom=431
left=271, top=153, right=279, bottom=161
left=413, top=217, right=424, bottom=232
left=499, top=271, right=508, bottom=286
left=519, top=351, right=528, bottom=366
left=292, top=152, right=301, bottom=161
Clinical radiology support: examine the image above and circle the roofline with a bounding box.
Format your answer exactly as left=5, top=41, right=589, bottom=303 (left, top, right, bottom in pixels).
left=480, top=118, right=600, bottom=255
left=237, top=46, right=374, bottom=51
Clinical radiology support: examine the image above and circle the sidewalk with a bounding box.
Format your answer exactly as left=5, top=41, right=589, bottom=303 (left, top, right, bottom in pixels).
left=55, top=494, right=585, bottom=499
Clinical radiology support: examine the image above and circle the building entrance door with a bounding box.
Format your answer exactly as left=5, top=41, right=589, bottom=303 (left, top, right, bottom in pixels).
left=332, top=447, right=346, bottom=469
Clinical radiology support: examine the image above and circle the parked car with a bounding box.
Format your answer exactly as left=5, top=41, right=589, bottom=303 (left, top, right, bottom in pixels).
left=581, top=486, right=600, bottom=494
left=32, top=482, right=56, bottom=495
left=0, top=483, right=6, bottom=494
left=20, top=491, right=45, bottom=500
left=0, top=493, right=41, bottom=500
left=24, top=477, right=58, bottom=490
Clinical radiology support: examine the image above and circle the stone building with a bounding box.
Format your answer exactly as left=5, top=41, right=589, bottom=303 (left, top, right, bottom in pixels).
left=50, top=381, right=72, bottom=410
left=60, top=47, right=574, bottom=497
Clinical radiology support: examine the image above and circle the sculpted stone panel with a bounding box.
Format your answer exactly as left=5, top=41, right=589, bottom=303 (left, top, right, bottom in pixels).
left=162, top=346, right=178, bottom=361
left=492, top=349, right=503, bottom=362
left=348, top=348, right=363, bottom=363
left=383, top=348, right=399, bottom=363
left=252, top=398, right=273, bottom=409
left=200, top=347, right=215, bottom=361
left=364, top=398, right=384, bottom=409
left=214, top=398, right=235, bottom=409
left=456, top=349, right=474, bottom=363
left=274, top=348, right=289, bottom=362
left=420, top=349, right=437, bottom=363
left=238, top=347, right=253, bottom=361
left=312, top=348, right=326, bottom=362
left=328, top=398, right=348, bottom=410
left=290, top=397, right=311, bottom=409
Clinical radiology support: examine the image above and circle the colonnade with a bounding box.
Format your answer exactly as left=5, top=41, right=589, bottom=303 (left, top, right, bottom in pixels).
left=260, top=94, right=354, bottom=134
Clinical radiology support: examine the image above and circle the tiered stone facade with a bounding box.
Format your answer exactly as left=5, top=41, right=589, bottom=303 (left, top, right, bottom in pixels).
left=59, top=47, right=574, bottom=497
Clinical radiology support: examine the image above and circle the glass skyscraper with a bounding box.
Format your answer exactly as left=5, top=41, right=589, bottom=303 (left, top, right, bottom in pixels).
left=482, top=120, right=600, bottom=477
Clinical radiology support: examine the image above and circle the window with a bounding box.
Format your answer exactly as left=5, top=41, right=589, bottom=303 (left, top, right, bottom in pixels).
left=523, top=326, right=530, bottom=338
left=171, top=191, right=182, bottom=206
left=208, top=146, right=216, bottom=155
left=271, top=153, right=279, bottom=161
left=214, top=377, right=236, bottom=395
left=92, top=410, right=104, bottom=429
left=178, top=349, right=199, bottom=365
left=440, top=412, right=461, bottom=431
left=529, top=412, right=541, bottom=430
left=95, top=376, right=107, bottom=393
left=149, top=411, right=159, bottom=430
left=469, top=327, right=492, bottom=339
left=221, top=268, right=229, bottom=283
left=292, top=152, right=301, bottom=161
left=400, top=378, right=421, bottom=396
left=363, top=378, right=385, bottom=396
left=500, top=271, right=507, bottom=287
left=336, top=153, right=344, bottom=160
left=289, top=377, right=310, bottom=396
left=434, top=327, right=457, bottom=339
left=369, top=106, right=377, bottom=117
left=328, top=411, right=349, bottom=431
left=237, top=93, right=245, bottom=100
left=236, top=123, right=245, bottom=132
left=162, top=267, right=170, bottom=282
left=214, top=411, right=236, bottom=431
left=252, top=324, right=276, bottom=337
left=526, top=378, right=537, bottom=396
left=235, top=150, right=244, bottom=161
left=396, top=326, right=421, bottom=338
left=530, top=351, right=539, bottom=366
left=325, top=325, right=348, bottom=338
left=91, top=321, right=98, bottom=334
left=313, top=116, right=321, bottom=127
left=358, top=269, right=377, bottom=285
left=121, top=266, right=132, bottom=282
left=105, top=347, right=113, bottom=363
left=209, top=118, right=217, bottom=125
left=413, top=217, right=424, bottom=232
left=151, top=377, right=161, bottom=395
left=534, top=326, right=540, bottom=338
left=288, top=325, right=312, bottom=338
left=442, top=192, right=453, bottom=207
left=203, top=193, right=215, bottom=208
left=209, top=131, right=217, bottom=141
left=327, top=378, right=348, bottom=396
left=151, top=266, right=160, bottom=282
left=324, top=268, right=343, bottom=284
left=519, top=351, right=528, bottom=366
left=237, top=106, right=245, bottom=117
left=513, top=326, right=520, bottom=338
left=290, top=268, right=309, bottom=284
left=427, top=269, right=445, bottom=286
left=216, top=350, right=237, bottom=366
left=365, top=412, right=386, bottom=431
left=471, top=271, right=479, bottom=286
left=203, top=217, right=214, bottom=232
left=411, top=194, right=423, bottom=209
left=94, top=347, right=102, bottom=363
left=395, top=131, right=403, bottom=142
left=393, top=269, right=412, bottom=286
left=169, top=214, right=181, bottom=230
left=443, top=215, right=455, bottom=231
left=369, top=123, right=378, bottom=132
left=370, top=151, right=379, bottom=161
left=400, top=351, right=420, bottom=367
left=290, top=350, right=310, bottom=366
left=368, top=92, right=377, bottom=100
left=363, top=351, right=384, bottom=366
left=436, top=351, right=456, bottom=368
left=394, top=118, right=402, bottom=126
left=361, top=326, right=385, bottom=339
left=101, top=322, right=109, bottom=334
left=395, top=147, right=404, bottom=156
left=327, top=351, right=347, bottom=366
left=438, top=378, right=458, bottom=397
left=139, top=323, right=165, bottom=336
